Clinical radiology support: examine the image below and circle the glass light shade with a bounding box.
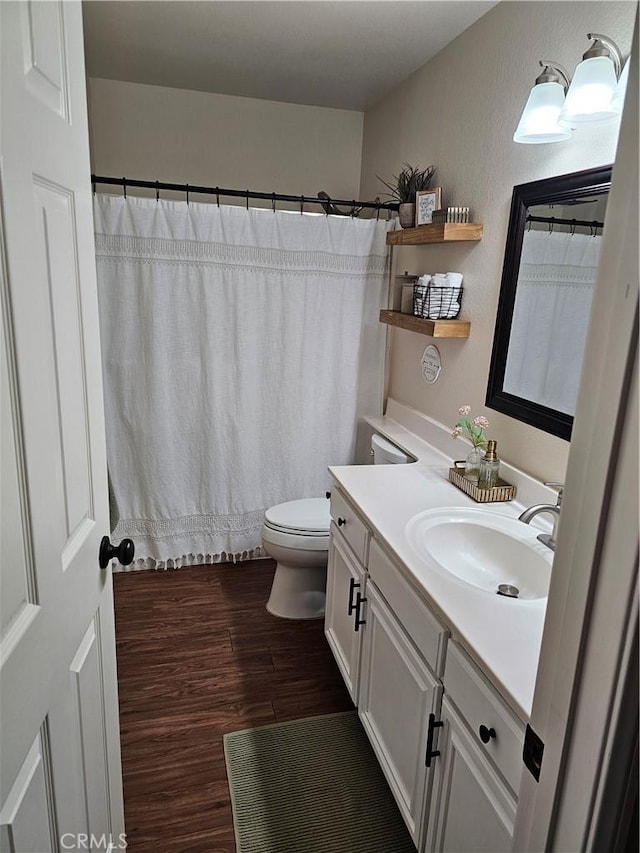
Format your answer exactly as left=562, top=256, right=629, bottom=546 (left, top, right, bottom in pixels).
left=513, top=81, right=572, bottom=144
left=559, top=56, right=618, bottom=124
left=611, top=58, right=630, bottom=114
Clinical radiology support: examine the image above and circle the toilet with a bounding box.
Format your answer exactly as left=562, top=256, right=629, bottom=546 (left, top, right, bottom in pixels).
left=263, top=433, right=411, bottom=619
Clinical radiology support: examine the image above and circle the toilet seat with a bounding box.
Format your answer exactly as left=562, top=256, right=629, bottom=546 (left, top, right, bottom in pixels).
left=264, top=498, right=330, bottom=536
left=262, top=524, right=329, bottom=551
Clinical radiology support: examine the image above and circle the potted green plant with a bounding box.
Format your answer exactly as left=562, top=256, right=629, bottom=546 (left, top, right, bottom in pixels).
left=378, top=163, right=436, bottom=228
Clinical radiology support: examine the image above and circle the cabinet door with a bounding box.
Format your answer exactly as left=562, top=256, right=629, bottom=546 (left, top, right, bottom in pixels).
left=358, top=581, right=442, bottom=848
left=425, top=697, right=517, bottom=853
left=324, top=525, right=366, bottom=702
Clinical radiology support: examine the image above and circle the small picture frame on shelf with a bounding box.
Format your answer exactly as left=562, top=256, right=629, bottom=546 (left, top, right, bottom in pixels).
left=416, top=188, right=443, bottom=225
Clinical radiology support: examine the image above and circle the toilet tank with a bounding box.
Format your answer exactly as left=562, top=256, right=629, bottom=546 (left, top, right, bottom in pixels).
left=371, top=433, right=411, bottom=465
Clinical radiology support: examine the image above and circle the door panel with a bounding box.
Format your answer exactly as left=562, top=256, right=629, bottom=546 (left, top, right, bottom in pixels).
left=358, top=581, right=442, bottom=846
left=0, top=730, right=57, bottom=853
left=426, top=698, right=516, bottom=853
left=324, top=526, right=364, bottom=701
left=70, top=617, right=111, bottom=839
left=34, top=178, right=94, bottom=551
left=20, top=0, right=69, bottom=119
left=0, top=311, right=37, bottom=633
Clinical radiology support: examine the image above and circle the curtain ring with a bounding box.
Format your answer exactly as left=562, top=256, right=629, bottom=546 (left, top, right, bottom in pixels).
left=570, top=219, right=576, bottom=236
left=376, top=202, right=381, bottom=220
left=185, top=184, right=189, bottom=205
left=246, top=190, right=249, bottom=210
left=122, top=178, right=127, bottom=199
left=300, top=195, right=304, bottom=215
left=549, top=220, right=554, bottom=234
left=272, top=192, right=276, bottom=213
left=155, top=181, right=160, bottom=202
left=216, top=187, right=220, bottom=207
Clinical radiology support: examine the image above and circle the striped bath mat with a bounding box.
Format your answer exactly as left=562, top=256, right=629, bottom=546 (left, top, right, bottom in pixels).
left=223, top=710, right=416, bottom=853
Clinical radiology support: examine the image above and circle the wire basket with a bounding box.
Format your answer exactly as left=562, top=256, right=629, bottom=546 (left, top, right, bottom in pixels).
left=413, top=281, right=463, bottom=320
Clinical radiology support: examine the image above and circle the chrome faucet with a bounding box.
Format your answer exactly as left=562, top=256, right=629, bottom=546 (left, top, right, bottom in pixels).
left=518, top=483, right=564, bottom=551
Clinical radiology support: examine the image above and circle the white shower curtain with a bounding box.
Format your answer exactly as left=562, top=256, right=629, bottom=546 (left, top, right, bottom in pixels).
left=503, top=229, right=602, bottom=415
left=94, top=195, right=390, bottom=568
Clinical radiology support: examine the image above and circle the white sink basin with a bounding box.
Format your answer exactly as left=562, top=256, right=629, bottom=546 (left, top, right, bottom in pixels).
left=405, top=507, right=552, bottom=600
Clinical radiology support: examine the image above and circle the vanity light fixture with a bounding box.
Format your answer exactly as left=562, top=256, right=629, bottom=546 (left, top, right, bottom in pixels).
left=611, top=57, right=630, bottom=114
left=513, top=62, right=573, bottom=144
left=559, top=33, right=624, bottom=125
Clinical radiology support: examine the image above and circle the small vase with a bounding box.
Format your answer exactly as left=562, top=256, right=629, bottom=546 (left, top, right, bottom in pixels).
left=465, top=447, right=483, bottom=481
left=398, top=203, right=416, bottom=228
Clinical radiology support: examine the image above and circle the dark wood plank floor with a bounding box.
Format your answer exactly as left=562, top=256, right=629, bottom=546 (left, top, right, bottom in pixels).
left=114, top=560, right=353, bottom=853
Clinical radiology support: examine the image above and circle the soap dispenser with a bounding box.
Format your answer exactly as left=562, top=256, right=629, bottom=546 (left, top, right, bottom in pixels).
left=478, top=440, right=500, bottom=490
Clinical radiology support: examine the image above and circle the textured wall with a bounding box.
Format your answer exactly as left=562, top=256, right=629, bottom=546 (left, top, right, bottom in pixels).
left=360, top=1, right=636, bottom=482
left=88, top=78, right=364, bottom=206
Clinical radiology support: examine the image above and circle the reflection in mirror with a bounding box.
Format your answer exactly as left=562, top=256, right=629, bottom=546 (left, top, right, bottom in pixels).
left=486, top=166, right=612, bottom=440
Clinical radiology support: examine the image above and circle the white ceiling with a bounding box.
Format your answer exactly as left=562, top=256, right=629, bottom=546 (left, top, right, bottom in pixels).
left=82, top=1, right=497, bottom=111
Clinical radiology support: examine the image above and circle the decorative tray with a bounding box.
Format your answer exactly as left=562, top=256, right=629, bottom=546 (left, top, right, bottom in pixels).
left=449, top=462, right=516, bottom=503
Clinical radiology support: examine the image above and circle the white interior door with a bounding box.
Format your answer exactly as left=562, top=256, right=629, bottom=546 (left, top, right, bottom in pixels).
left=0, top=3, right=125, bottom=851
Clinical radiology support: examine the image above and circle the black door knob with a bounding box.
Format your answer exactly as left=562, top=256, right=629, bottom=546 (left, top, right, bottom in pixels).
left=479, top=724, right=496, bottom=744
left=99, top=535, right=135, bottom=569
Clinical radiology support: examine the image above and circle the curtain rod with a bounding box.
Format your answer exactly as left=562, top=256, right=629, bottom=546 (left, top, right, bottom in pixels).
left=91, top=175, right=399, bottom=214
left=526, top=214, right=604, bottom=229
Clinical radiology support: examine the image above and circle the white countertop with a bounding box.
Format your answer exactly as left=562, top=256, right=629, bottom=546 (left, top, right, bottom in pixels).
left=329, top=410, right=551, bottom=722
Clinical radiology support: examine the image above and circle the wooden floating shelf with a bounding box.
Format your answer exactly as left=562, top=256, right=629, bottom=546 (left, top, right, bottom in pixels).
left=380, top=310, right=470, bottom=338
left=386, top=222, right=483, bottom=246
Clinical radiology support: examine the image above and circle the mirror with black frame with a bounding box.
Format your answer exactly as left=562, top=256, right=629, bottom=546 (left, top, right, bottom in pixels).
left=486, top=165, right=612, bottom=441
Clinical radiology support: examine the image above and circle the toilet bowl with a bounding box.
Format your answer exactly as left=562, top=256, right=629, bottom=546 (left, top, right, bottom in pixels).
left=263, top=498, right=330, bottom=620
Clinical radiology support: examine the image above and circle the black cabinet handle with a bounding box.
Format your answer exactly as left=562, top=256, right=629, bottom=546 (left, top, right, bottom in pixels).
left=337, top=517, right=346, bottom=527
left=99, top=535, right=134, bottom=569
left=425, top=712, right=444, bottom=766
left=348, top=578, right=360, bottom=615
left=354, top=592, right=367, bottom=632
left=479, top=724, right=496, bottom=744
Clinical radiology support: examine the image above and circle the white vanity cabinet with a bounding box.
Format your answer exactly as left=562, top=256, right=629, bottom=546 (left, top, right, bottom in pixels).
left=423, top=642, right=524, bottom=853
left=325, top=490, right=448, bottom=849
left=324, top=485, right=526, bottom=853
